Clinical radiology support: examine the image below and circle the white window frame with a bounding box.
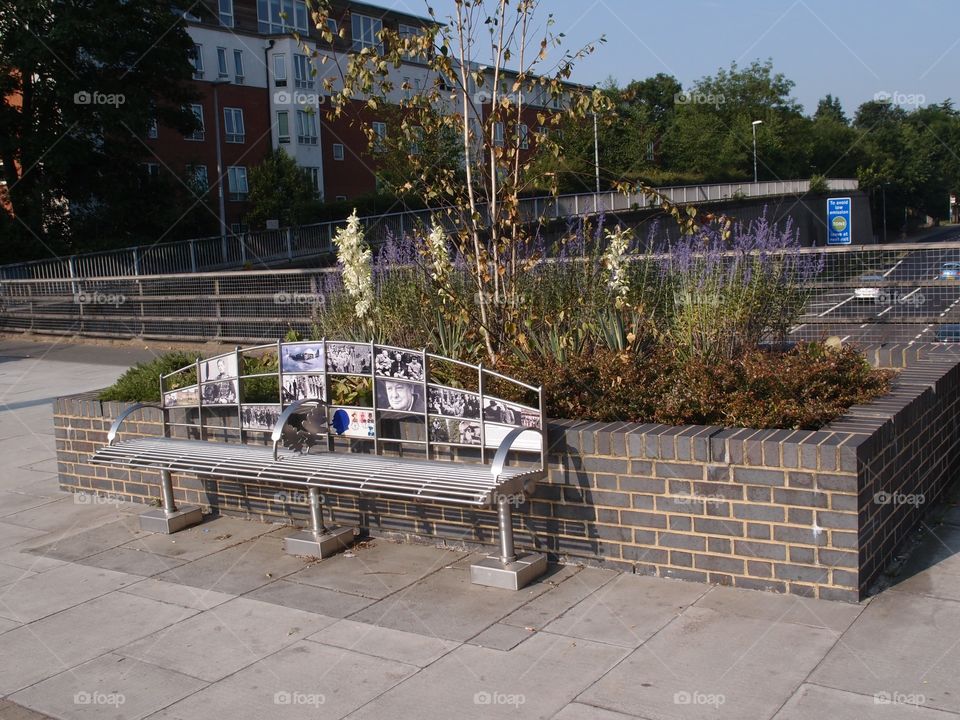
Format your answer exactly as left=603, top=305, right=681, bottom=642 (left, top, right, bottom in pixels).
left=372, top=121, right=386, bottom=151
left=296, top=109, right=318, bottom=145
left=143, top=162, right=160, bottom=179
left=351, top=13, right=383, bottom=52
left=273, top=53, right=287, bottom=87
left=191, top=44, right=204, bottom=79
left=410, top=126, right=423, bottom=155
left=187, top=103, right=204, bottom=141
left=227, top=166, right=248, bottom=200
left=224, top=107, right=245, bottom=143
left=277, top=110, right=290, bottom=143
left=493, top=121, right=504, bottom=146
left=398, top=23, right=419, bottom=61
left=187, top=164, right=208, bottom=190
left=335, top=195, right=347, bottom=201
left=217, top=47, right=228, bottom=78
left=218, top=0, right=233, bottom=26
left=146, top=116, right=158, bottom=139
left=294, top=53, right=313, bottom=89
left=332, top=143, right=345, bottom=160
left=517, top=123, right=528, bottom=149
left=305, top=167, right=321, bottom=194
left=326, top=18, right=337, bottom=35
left=233, top=49, right=244, bottom=83
left=257, top=0, right=308, bottom=33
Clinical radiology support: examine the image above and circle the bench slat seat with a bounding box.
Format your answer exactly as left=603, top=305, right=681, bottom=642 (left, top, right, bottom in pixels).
left=92, top=437, right=541, bottom=506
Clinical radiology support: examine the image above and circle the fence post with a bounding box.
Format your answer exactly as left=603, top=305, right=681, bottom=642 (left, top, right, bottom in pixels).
left=189, top=240, right=197, bottom=273
left=287, top=228, right=294, bottom=261
left=131, top=247, right=141, bottom=276
left=240, top=234, right=247, bottom=264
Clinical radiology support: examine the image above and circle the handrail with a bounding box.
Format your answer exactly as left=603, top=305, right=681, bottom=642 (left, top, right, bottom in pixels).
left=271, top=398, right=327, bottom=461
left=107, top=403, right=163, bottom=445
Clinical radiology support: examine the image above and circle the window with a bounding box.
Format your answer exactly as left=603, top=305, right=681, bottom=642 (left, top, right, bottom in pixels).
left=410, top=126, right=423, bottom=155
left=224, top=108, right=245, bottom=143
left=146, top=116, right=158, bottom=139
left=305, top=167, right=321, bottom=194
left=233, top=50, right=244, bottom=83
left=143, top=162, right=160, bottom=180
left=402, top=76, right=411, bottom=100
left=190, top=44, right=203, bottom=79
left=550, top=92, right=560, bottom=109
left=372, top=121, right=386, bottom=150
left=257, top=0, right=308, bottom=33
left=332, top=143, right=344, bottom=160
left=398, top=23, right=419, bottom=60
left=277, top=111, right=290, bottom=143
left=294, top=54, right=312, bottom=89
left=351, top=13, right=383, bottom=52
left=219, top=0, right=233, bottom=26
left=536, top=125, right=548, bottom=141
left=493, top=121, right=504, bottom=146
left=326, top=18, right=337, bottom=35
left=646, top=141, right=655, bottom=162
left=296, top=109, right=318, bottom=144
left=517, top=123, right=528, bottom=149
left=230, top=222, right=247, bottom=236
left=187, top=164, right=208, bottom=190
left=335, top=195, right=347, bottom=201
left=227, top=166, right=248, bottom=200
left=217, top=48, right=228, bottom=78
left=186, top=104, right=204, bottom=141
left=273, top=54, right=287, bottom=86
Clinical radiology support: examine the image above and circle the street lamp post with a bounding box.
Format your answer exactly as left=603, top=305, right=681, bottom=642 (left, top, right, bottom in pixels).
left=751, top=120, right=763, bottom=183
left=211, top=78, right=229, bottom=254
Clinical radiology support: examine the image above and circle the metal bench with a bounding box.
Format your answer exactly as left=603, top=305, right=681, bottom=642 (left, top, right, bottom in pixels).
left=91, top=340, right=548, bottom=590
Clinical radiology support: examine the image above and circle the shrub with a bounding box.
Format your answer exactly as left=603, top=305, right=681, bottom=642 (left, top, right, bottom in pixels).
left=99, top=352, right=197, bottom=402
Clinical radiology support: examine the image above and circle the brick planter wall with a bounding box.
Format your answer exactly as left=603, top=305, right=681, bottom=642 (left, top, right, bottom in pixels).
left=54, top=345, right=960, bottom=603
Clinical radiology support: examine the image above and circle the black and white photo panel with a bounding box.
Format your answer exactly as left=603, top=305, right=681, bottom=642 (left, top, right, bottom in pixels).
left=241, top=404, right=282, bottom=430
left=326, top=343, right=373, bottom=375
left=483, top=398, right=541, bottom=428
left=429, top=417, right=482, bottom=446
left=484, top=422, right=542, bottom=451
left=373, top=347, right=425, bottom=382
left=375, top=378, right=425, bottom=414
left=427, top=386, right=481, bottom=419
left=281, top=373, right=327, bottom=403
left=163, top=385, right=199, bottom=408
left=199, top=353, right=238, bottom=382
left=201, top=379, right=238, bottom=405
left=281, top=342, right=326, bottom=373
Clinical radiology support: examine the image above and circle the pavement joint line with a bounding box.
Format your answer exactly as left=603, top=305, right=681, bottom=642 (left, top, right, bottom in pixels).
left=793, top=681, right=960, bottom=718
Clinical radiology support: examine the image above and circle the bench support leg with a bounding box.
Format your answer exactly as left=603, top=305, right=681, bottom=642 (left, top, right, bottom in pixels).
left=283, top=486, right=354, bottom=558
left=138, top=470, right=203, bottom=534
left=470, top=495, right=547, bottom=591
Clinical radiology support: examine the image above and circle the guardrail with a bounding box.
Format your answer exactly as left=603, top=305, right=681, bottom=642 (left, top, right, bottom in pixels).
left=5, top=233, right=960, bottom=347
left=0, top=178, right=858, bottom=281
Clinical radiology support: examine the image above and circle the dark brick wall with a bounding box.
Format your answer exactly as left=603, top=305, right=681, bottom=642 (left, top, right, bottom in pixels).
left=54, top=344, right=960, bottom=603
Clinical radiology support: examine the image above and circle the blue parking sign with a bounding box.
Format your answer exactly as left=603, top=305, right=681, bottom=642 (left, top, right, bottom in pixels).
left=827, top=197, right=852, bottom=245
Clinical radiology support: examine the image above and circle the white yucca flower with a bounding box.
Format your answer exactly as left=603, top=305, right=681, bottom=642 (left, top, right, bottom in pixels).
left=426, top=223, right=452, bottom=288
left=333, top=210, right=373, bottom=319
left=603, top=226, right=633, bottom=306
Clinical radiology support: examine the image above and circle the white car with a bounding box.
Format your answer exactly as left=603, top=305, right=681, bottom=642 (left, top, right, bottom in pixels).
left=854, top=275, right=884, bottom=301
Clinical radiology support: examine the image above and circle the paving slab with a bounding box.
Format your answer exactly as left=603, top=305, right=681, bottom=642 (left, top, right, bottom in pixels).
left=287, top=540, right=466, bottom=599
left=500, top=566, right=619, bottom=631
left=809, top=591, right=960, bottom=714
left=119, top=578, right=235, bottom=611
left=466, top=622, right=535, bottom=651
left=118, top=516, right=281, bottom=562
left=0, top=591, right=198, bottom=695
left=580, top=604, right=840, bottom=720
left=0, top=562, right=35, bottom=589
left=148, top=640, right=417, bottom=720
left=554, top=703, right=653, bottom=720
left=0, top=699, right=56, bottom=720
left=0, top=616, right=19, bottom=635
left=0, top=521, right=47, bottom=550
left=77, top=546, right=187, bottom=577
left=543, top=573, right=707, bottom=648
left=308, top=618, right=460, bottom=667
left=0, top=546, right=67, bottom=572
left=3, top=473, right=62, bottom=498
left=245, top=578, right=376, bottom=617
left=116, top=596, right=336, bottom=682
left=25, top=516, right=146, bottom=563
left=772, top=683, right=958, bottom=719
left=349, top=564, right=575, bottom=642
left=888, top=523, right=960, bottom=602
left=0, top=492, right=60, bottom=519
left=0, top=496, right=137, bottom=533
left=0, top=562, right=141, bottom=623
left=694, top=585, right=864, bottom=633
left=346, top=630, right=630, bottom=720
left=152, top=532, right=306, bottom=594
left=9, top=653, right=208, bottom=720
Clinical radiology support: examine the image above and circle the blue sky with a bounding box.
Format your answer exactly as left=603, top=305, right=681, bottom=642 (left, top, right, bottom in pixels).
left=388, top=0, right=959, bottom=115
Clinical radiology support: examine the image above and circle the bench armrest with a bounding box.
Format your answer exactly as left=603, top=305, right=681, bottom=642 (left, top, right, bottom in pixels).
left=107, top=403, right=164, bottom=445
left=271, top=398, right=327, bottom=461
left=491, top=427, right=544, bottom=480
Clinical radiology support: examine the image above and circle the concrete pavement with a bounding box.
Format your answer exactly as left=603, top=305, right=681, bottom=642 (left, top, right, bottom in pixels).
left=1, top=335, right=960, bottom=719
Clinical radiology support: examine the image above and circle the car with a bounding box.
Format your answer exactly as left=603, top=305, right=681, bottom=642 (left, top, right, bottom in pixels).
left=939, top=262, right=960, bottom=280
left=935, top=324, right=960, bottom=342
left=854, top=274, right=884, bottom=301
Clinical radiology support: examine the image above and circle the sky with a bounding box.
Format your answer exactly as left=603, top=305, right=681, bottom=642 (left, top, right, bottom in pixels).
left=387, top=0, right=960, bottom=116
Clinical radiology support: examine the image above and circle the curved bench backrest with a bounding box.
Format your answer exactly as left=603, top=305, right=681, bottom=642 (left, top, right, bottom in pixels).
left=158, top=340, right=545, bottom=467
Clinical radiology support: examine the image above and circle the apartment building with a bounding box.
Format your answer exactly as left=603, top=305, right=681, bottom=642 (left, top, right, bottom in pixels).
left=150, top=0, right=567, bottom=230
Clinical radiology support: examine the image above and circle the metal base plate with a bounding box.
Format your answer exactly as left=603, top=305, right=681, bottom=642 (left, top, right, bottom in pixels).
left=283, top=526, right=355, bottom=558
left=470, top=552, right=548, bottom=590
left=139, top=506, right=203, bottom=534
